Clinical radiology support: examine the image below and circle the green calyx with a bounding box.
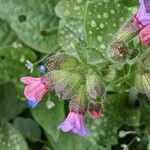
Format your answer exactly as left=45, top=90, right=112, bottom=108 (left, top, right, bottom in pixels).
left=86, top=71, right=105, bottom=102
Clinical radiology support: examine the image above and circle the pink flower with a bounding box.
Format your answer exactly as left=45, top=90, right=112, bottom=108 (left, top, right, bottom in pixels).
left=135, top=0, right=150, bottom=27
left=20, top=76, right=49, bottom=107
left=140, top=25, right=150, bottom=45
left=58, top=111, right=89, bottom=136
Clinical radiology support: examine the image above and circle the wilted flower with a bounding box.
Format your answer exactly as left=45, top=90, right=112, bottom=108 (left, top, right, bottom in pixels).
left=20, top=76, right=49, bottom=108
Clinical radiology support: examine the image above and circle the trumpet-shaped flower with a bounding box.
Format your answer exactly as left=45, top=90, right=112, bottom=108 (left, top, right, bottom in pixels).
left=58, top=111, right=89, bottom=137
left=20, top=76, right=49, bottom=108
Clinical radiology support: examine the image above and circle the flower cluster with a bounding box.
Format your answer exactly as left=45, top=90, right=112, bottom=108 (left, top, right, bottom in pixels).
left=20, top=0, right=150, bottom=137
left=20, top=54, right=105, bottom=137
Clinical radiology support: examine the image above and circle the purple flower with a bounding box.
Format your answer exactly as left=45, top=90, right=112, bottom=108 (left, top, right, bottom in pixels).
left=135, top=0, right=150, bottom=27
left=58, top=111, right=89, bottom=137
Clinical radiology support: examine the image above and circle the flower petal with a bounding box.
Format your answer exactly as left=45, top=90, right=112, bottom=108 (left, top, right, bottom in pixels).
left=27, top=100, right=38, bottom=108
left=140, top=25, right=150, bottom=45
left=20, top=76, right=42, bottom=85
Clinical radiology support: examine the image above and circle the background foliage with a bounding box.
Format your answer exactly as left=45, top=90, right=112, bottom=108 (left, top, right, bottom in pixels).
left=0, top=0, right=150, bottom=150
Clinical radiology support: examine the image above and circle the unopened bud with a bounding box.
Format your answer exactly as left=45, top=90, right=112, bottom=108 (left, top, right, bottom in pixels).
left=115, top=18, right=142, bottom=42
left=88, top=102, right=102, bottom=119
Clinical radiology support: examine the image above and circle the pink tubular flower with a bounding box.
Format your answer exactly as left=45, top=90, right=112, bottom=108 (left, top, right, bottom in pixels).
left=58, top=111, right=89, bottom=137
left=20, top=76, right=49, bottom=108
left=140, top=25, right=150, bottom=45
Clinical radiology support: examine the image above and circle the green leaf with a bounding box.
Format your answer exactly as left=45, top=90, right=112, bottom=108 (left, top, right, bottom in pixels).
left=55, top=0, right=87, bottom=19
left=106, top=64, right=137, bottom=92
left=32, top=94, right=64, bottom=141
left=46, top=132, right=97, bottom=150
left=56, top=0, right=87, bottom=58
left=0, top=0, right=59, bottom=53
left=118, top=0, right=139, bottom=7
left=0, top=83, right=26, bottom=120
left=88, top=93, right=140, bottom=146
left=75, top=44, right=105, bottom=64
left=0, top=121, right=28, bottom=150
left=85, top=0, right=135, bottom=50
left=140, top=100, right=150, bottom=131
left=0, top=46, right=37, bottom=61
left=0, top=19, right=17, bottom=46
left=13, top=117, right=41, bottom=141
left=0, top=46, right=36, bottom=87
left=58, top=19, right=85, bottom=58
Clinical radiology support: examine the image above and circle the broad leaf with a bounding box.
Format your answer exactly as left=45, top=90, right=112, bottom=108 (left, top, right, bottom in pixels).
left=0, top=121, right=28, bottom=150
left=0, top=83, right=26, bottom=120
left=32, top=94, right=64, bottom=141
left=46, top=132, right=97, bottom=150
left=13, top=117, right=41, bottom=141
left=0, top=0, right=59, bottom=53
left=85, top=0, right=135, bottom=50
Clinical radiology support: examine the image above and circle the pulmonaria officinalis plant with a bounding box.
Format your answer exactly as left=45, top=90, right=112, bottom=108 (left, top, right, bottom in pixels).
left=20, top=0, right=150, bottom=138
left=21, top=54, right=105, bottom=136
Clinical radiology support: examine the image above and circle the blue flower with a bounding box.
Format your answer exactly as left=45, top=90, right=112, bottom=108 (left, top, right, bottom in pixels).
left=39, top=65, right=47, bottom=73
left=27, top=100, right=38, bottom=108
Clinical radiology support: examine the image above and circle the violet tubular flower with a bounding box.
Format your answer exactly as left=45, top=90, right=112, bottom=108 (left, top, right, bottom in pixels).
left=135, top=0, right=150, bottom=45
left=58, top=85, right=89, bottom=137
left=20, top=76, right=49, bottom=108
left=58, top=111, right=89, bottom=137
left=135, top=0, right=150, bottom=27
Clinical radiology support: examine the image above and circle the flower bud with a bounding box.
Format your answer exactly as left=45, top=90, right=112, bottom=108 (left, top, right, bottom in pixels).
left=108, top=17, right=143, bottom=62
left=88, top=101, right=102, bottom=119
left=115, top=18, right=142, bottom=42
left=39, top=65, right=47, bottom=73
